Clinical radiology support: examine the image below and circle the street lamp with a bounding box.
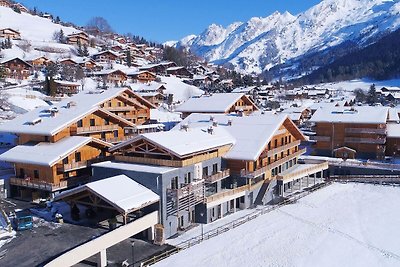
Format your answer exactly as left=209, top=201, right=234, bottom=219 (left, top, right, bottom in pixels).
left=131, top=241, right=135, bottom=267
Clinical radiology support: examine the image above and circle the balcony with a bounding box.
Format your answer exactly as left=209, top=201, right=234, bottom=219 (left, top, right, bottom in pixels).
left=167, top=180, right=204, bottom=199
left=10, top=176, right=90, bottom=192
left=57, top=161, right=88, bottom=172
left=205, top=183, right=248, bottom=204
left=104, top=136, right=135, bottom=144
left=77, top=125, right=119, bottom=134
left=104, top=106, right=136, bottom=112
left=266, top=140, right=301, bottom=157
left=345, top=128, right=386, bottom=135
left=204, top=169, right=230, bottom=184
left=344, top=137, right=386, bottom=145
left=276, top=162, right=328, bottom=182
left=235, top=105, right=254, bottom=112
left=309, top=136, right=331, bottom=142
left=240, top=148, right=307, bottom=178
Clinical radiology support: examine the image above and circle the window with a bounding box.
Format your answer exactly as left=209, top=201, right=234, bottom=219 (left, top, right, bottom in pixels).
left=77, top=119, right=83, bottom=127
left=108, top=102, right=112, bottom=107
left=274, top=154, right=277, bottom=161
left=75, top=152, right=81, bottom=162
left=281, top=137, right=284, bottom=146
left=104, top=119, right=109, bottom=125
left=274, top=139, right=277, bottom=148
left=268, top=157, right=271, bottom=164
left=118, top=102, right=122, bottom=107
left=212, top=163, right=218, bottom=174
left=20, top=168, right=25, bottom=178
left=34, top=170, right=39, bottom=179
left=101, top=132, right=106, bottom=140
left=44, top=136, right=49, bottom=142
left=287, top=149, right=290, bottom=156
left=184, top=172, right=191, bottom=184
left=203, top=166, right=208, bottom=177
left=171, top=176, right=178, bottom=190
left=281, top=152, right=284, bottom=159
left=113, top=130, right=118, bottom=138
left=179, top=216, right=184, bottom=227
left=285, top=136, right=288, bottom=144
left=268, top=142, right=271, bottom=150
left=90, top=119, right=95, bottom=126
left=289, top=136, right=292, bottom=143
left=62, top=157, right=69, bottom=164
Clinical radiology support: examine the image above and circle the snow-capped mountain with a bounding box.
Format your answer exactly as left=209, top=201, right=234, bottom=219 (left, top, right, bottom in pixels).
left=174, top=0, right=400, bottom=74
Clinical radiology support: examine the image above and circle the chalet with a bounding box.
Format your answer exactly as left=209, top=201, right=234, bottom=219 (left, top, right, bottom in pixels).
left=219, top=79, right=234, bottom=89
left=93, top=69, right=127, bottom=86
left=1, top=57, right=32, bottom=80
left=281, top=107, right=312, bottom=126
left=166, top=66, right=193, bottom=78
left=92, top=112, right=327, bottom=238
left=0, top=0, right=11, bottom=8
left=130, top=82, right=166, bottom=94
left=190, top=65, right=209, bottom=75
left=42, top=13, right=53, bottom=20
left=137, top=92, right=164, bottom=106
left=0, top=28, right=21, bottom=39
left=67, top=32, right=89, bottom=46
left=175, top=93, right=259, bottom=119
left=309, top=106, right=389, bottom=159
left=110, top=44, right=124, bottom=53
left=13, top=3, right=29, bottom=13
left=26, top=56, right=50, bottom=68
left=127, top=71, right=157, bottom=83
left=59, top=58, right=78, bottom=66
left=139, top=64, right=168, bottom=75
left=91, top=50, right=119, bottom=64
left=74, top=57, right=101, bottom=71
left=115, top=36, right=127, bottom=44
left=53, top=80, right=81, bottom=95
left=0, top=136, right=112, bottom=200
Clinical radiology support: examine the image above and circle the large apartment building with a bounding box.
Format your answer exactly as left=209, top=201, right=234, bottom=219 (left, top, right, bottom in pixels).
left=0, top=88, right=156, bottom=199
left=309, top=106, right=389, bottom=159
left=89, top=112, right=327, bottom=238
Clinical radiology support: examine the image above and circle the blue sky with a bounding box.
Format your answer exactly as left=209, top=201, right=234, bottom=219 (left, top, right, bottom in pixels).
left=19, top=0, right=321, bottom=43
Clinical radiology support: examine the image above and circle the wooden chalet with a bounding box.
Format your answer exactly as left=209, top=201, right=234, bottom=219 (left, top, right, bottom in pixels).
left=309, top=106, right=389, bottom=159
left=1, top=57, right=32, bottom=80
left=166, top=66, right=193, bottom=78
left=282, top=107, right=312, bottom=126
left=91, top=50, right=119, bottom=64
left=0, top=136, right=112, bottom=200
left=75, top=58, right=101, bottom=71
left=0, top=0, right=11, bottom=7
left=0, top=28, right=21, bottom=39
left=138, top=92, right=164, bottom=106
left=26, top=56, right=51, bottom=68
left=128, top=71, right=156, bottom=83
left=13, top=3, right=29, bottom=13
left=59, top=58, right=78, bottom=66
left=67, top=32, right=89, bottom=46
left=53, top=80, right=81, bottom=96
left=175, top=93, right=259, bottom=119
left=139, top=64, right=168, bottom=75
left=93, top=69, right=128, bottom=86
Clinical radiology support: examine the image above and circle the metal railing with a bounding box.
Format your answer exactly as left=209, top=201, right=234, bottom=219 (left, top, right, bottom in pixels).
left=140, top=181, right=332, bottom=267
left=277, top=162, right=328, bottom=181
left=345, top=128, right=386, bottom=135
left=9, top=176, right=90, bottom=192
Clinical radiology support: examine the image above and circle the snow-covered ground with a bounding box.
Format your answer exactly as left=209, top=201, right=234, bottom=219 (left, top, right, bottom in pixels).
left=319, top=78, right=400, bottom=92
left=154, top=183, right=400, bottom=267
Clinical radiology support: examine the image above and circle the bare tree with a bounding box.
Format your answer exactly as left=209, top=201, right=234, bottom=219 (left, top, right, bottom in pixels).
left=86, top=17, right=113, bottom=35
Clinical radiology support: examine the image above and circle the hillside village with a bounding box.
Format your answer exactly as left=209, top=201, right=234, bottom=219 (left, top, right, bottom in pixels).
left=0, top=1, right=400, bottom=267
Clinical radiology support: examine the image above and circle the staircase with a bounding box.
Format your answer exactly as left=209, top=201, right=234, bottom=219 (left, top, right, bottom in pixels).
left=254, top=179, right=276, bottom=206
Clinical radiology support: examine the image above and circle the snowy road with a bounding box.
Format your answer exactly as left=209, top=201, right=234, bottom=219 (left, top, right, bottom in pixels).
left=154, top=183, right=400, bottom=267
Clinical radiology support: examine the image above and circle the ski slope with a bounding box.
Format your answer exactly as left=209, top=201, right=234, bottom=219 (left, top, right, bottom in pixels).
left=154, top=183, right=400, bottom=267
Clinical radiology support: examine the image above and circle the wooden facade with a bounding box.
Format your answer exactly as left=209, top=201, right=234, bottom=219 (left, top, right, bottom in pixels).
left=94, top=70, right=127, bottom=86
left=0, top=0, right=11, bottom=7
left=0, top=28, right=21, bottom=39
left=67, top=32, right=89, bottom=46
left=54, top=80, right=81, bottom=96
left=128, top=71, right=156, bottom=83
left=1, top=57, right=32, bottom=80
left=313, top=122, right=386, bottom=159
left=166, top=67, right=193, bottom=78
left=92, top=50, right=119, bottom=63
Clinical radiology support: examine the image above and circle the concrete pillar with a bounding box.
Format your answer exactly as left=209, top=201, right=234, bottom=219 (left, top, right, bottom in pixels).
left=148, top=226, right=154, bottom=241
left=314, top=173, right=317, bottom=185
left=299, top=177, right=303, bottom=190
left=280, top=184, right=285, bottom=197
left=233, top=198, right=237, bottom=213
left=307, top=175, right=310, bottom=187
left=220, top=204, right=224, bottom=218
left=97, top=249, right=107, bottom=267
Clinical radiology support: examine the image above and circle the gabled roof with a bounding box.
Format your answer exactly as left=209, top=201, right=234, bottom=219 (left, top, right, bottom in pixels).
left=110, top=127, right=235, bottom=158
left=0, top=136, right=111, bottom=166
left=0, top=57, right=32, bottom=67
left=54, top=175, right=159, bottom=214
left=309, top=106, right=389, bottom=124
left=0, top=87, right=136, bottom=135
left=173, top=113, right=306, bottom=161
left=175, top=93, right=257, bottom=113
left=91, top=50, right=120, bottom=58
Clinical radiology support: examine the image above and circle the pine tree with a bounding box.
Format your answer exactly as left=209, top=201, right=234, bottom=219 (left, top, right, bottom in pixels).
left=6, top=37, right=12, bottom=49
left=77, top=40, right=83, bottom=56
left=126, top=50, right=132, bottom=67
left=58, top=29, right=65, bottom=43
left=82, top=44, right=89, bottom=57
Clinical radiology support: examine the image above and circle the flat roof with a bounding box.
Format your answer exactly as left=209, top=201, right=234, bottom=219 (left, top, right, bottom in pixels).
left=175, top=93, right=248, bottom=113
left=309, top=106, right=389, bottom=124
left=92, top=161, right=177, bottom=174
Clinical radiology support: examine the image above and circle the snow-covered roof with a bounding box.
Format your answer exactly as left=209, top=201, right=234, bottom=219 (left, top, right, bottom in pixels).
left=0, top=87, right=132, bottom=135
left=0, top=136, right=110, bottom=166
left=388, top=108, right=400, bottom=122
left=309, top=106, right=389, bottom=124
left=166, top=66, right=186, bottom=71
left=175, top=93, right=250, bottom=113
left=93, top=161, right=177, bottom=174
left=54, top=175, right=159, bottom=214
left=54, top=80, right=81, bottom=86
left=231, top=86, right=257, bottom=93
left=111, top=127, right=235, bottom=158
left=386, top=123, right=400, bottom=138
left=173, top=113, right=305, bottom=161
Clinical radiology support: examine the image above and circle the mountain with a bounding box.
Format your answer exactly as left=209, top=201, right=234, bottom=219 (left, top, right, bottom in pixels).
left=174, top=0, right=400, bottom=75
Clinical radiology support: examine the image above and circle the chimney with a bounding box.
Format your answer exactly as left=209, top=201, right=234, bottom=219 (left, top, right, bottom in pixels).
left=227, top=119, right=233, bottom=126
left=212, top=120, right=218, bottom=127
left=209, top=115, right=214, bottom=122
left=207, top=126, right=214, bottom=135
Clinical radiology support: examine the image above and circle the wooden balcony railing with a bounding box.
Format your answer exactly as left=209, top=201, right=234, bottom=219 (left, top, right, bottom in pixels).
left=168, top=180, right=204, bottom=199
left=77, top=125, right=119, bottom=134
left=57, top=161, right=88, bottom=172
left=309, top=136, right=331, bottom=142
left=241, top=148, right=307, bottom=178
left=266, top=140, right=301, bottom=157
left=205, top=184, right=248, bottom=203
left=104, top=106, right=136, bottom=112
left=344, top=137, right=386, bottom=145
left=345, top=128, right=386, bottom=135
left=234, top=105, right=254, bottom=111
left=204, top=169, right=230, bottom=184
left=10, top=176, right=90, bottom=192
left=276, top=162, right=328, bottom=182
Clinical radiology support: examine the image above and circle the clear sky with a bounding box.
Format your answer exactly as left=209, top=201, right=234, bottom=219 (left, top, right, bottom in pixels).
left=19, top=0, right=322, bottom=43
